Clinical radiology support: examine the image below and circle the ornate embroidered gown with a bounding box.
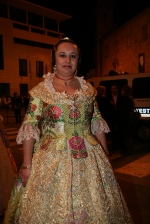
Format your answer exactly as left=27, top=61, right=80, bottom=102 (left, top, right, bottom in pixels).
left=4, top=73, right=133, bottom=224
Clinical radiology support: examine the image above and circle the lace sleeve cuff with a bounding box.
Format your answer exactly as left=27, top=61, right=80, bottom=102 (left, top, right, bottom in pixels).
left=91, top=118, right=110, bottom=135
left=16, top=124, right=40, bottom=144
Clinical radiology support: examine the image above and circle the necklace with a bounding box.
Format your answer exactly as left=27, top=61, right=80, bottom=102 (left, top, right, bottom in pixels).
left=55, top=74, right=74, bottom=86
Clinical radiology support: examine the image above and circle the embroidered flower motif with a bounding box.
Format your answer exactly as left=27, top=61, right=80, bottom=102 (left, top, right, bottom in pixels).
left=31, top=104, right=37, bottom=111
left=69, top=136, right=85, bottom=151
left=36, top=115, right=41, bottom=120
left=69, top=109, right=81, bottom=119
left=48, top=105, right=62, bottom=120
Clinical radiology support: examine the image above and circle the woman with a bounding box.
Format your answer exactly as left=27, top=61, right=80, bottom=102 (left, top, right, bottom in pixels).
left=0, top=115, right=17, bottom=216
left=96, top=85, right=116, bottom=130
left=11, top=92, right=22, bottom=123
left=4, top=38, right=133, bottom=223
left=120, top=85, right=138, bottom=155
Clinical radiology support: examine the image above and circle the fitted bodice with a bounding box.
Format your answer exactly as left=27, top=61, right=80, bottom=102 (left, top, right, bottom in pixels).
left=17, top=73, right=109, bottom=159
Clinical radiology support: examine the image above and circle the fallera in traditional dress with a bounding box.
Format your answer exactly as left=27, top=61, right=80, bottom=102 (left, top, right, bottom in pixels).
left=4, top=73, right=133, bottom=223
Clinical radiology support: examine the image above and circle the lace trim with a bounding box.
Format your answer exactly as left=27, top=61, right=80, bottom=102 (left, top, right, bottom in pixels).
left=43, top=72, right=96, bottom=98
left=91, top=118, right=110, bottom=135
left=43, top=72, right=89, bottom=93
left=29, top=73, right=96, bottom=105
left=16, top=124, right=40, bottom=144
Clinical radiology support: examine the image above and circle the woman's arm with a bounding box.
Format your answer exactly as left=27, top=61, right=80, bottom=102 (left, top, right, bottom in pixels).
left=20, top=138, right=35, bottom=187
left=17, top=96, right=42, bottom=186
left=91, top=100, right=110, bottom=156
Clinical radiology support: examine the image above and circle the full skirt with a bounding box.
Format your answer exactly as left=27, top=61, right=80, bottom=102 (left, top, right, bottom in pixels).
left=4, top=139, right=133, bottom=223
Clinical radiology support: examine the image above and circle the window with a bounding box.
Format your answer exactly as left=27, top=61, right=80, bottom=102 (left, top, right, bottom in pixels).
left=31, top=28, right=45, bottom=35
left=132, top=77, right=150, bottom=98
left=14, top=38, right=53, bottom=49
left=9, top=6, right=26, bottom=23
left=20, top=84, right=28, bottom=97
left=44, top=17, right=57, bottom=31
left=36, top=61, right=44, bottom=77
left=0, top=35, right=4, bottom=70
left=47, top=32, right=60, bottom=38
left=28, top=12, right=43, bottom=28
left=0, top=2, right=8, bottom=19
left=19, top=59, right=28, bottom=76
left=0, top=83, right=10, bottom=96
left=13, top=23, right=29, bottom=31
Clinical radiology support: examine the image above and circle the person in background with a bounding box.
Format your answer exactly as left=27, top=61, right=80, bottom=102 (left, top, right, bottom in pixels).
left=1, top=95, right=7, bottom=108
left=11, top=92, right=22, bottom=123
left=108, top=83, right=124, bottom=152
left=4, top=37, right=133, bottom=223
left=23, top=94, right=30, bottom=114
left=0, top=115, right=17, bottom=216
left=120, top=85, right=137, bottom=155
left=96, top=86, right=110, bottom=122
left=96, top=85, right=116, bottom=155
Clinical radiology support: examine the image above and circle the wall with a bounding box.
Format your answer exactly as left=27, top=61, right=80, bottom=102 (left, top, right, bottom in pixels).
left=0, top=19, right=54, bottom=95
left=98, top=7, right=150, bottom=77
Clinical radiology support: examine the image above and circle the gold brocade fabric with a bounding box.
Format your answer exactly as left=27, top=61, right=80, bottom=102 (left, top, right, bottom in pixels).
left=4, top=73, right=133, bottom=223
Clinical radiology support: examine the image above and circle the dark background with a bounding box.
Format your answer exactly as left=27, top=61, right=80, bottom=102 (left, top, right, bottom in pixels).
left=25, top=0, right=150, bottom=76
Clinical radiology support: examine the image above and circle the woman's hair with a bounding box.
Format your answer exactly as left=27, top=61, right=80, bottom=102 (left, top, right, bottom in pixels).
left=121, top=85, right=133, bottom=97
left=55, top=37, right=80, bottom=53
left=52, top=37, right=81, bottom=69
left=96, top=86, right=106, bottom=96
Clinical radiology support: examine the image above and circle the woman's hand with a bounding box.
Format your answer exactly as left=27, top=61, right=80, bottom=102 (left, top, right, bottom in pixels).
left=20, top=168, right=31, bottom=187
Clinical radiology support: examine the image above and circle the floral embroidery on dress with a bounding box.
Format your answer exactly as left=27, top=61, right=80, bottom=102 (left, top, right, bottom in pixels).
left=31, top=104, right=37, bottom=111
left=36, top=115, right=41, bottom=120
left=69, top=135, right=87, bottom=159
left=48, top=105, right=62, bottom=120
left=4, top=73, right=133, bottom=224
left=69, top=108, right=81, bottom=119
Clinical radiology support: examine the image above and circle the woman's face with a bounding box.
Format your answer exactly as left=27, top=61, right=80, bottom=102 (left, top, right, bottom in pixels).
left=111, top=85, right=118, bottom=95
left=55, top=42, right=79, bottom=77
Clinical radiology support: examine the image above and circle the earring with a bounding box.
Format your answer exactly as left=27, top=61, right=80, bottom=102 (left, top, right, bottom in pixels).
left=53, top=65, right=57, bottom=74
left=74, top=69, right=78, bottom=76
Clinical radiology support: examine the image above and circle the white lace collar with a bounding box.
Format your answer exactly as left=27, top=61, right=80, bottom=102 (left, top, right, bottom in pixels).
left=43, top=72, right=89, bottom=97
left=29, top=73, right=96, bottom=103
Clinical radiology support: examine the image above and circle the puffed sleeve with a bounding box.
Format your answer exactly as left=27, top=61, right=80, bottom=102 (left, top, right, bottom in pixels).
left=91, top=100, right=110, bottom=135
left=16, top=96, right=43, bottom=144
